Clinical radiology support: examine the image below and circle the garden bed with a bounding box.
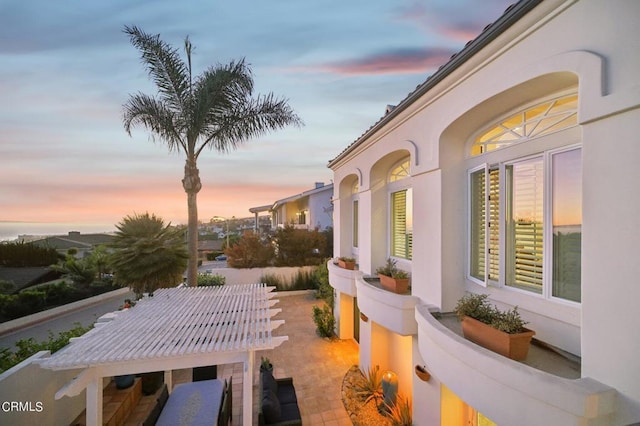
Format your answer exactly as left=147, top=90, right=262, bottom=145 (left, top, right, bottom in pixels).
left=341, top=365, right=391, bottom=426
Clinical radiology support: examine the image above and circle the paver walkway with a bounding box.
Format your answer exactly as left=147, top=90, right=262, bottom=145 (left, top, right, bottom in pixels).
left=175, top=291, right=359, bottom=425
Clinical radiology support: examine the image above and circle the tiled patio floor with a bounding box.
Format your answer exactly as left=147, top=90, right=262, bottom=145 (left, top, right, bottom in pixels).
left=175, top=291, right=359, bottom=425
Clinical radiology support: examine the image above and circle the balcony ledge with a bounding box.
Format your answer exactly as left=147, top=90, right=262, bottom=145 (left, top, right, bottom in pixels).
left=355, top=276, right=418, bottom=336
left=327, top=260, right=358, bottom=297
left=415, top=304, right=616, bottom=425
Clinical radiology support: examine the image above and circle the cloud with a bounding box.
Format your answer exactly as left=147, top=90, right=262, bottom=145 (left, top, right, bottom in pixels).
left=288, top=47, right=456, bottom=76
left=392, top=0, right=513, bottom=42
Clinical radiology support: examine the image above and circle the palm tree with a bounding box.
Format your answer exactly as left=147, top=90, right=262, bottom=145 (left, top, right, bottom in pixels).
left=109, top=213, right=188, bottom=297
left=122, top=26, right=302, bottom=286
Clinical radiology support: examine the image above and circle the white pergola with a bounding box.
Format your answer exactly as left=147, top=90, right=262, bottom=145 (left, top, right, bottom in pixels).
left=38, top=284, right=287, bottom=425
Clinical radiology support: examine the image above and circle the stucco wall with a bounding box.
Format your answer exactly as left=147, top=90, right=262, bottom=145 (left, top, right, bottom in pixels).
left=330, top=0, right=640, bottom=423
left=0, top=352, right=85, bottom=426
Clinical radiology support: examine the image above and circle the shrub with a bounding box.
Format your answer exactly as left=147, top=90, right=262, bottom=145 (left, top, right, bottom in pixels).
left=312, top=304, right=335, bottom=337
left=0, top=241, right=61, bottom=267
left=260, top=273, right=283, bottom=289
left=355, top=365, right=383, bottom=406
left=2, top=290, right=47, bottom=319
left=454, top=293, right=528, bottom=334
left=274, top=225, right=326, bottom=266
left=0, top=280, right=15, bottom=294
left=198, top=273, right=225, bottom=286
left=0, top=323, right=91, bottom=373
left=225, top=231, right=274, bottom=268
left=290, top=269, right=317, bottom=290
left=386, top=394, right=413, bottom=426
left=314, top=261, right=333, bottom=308
left=376, top=258, right=409, bottom=279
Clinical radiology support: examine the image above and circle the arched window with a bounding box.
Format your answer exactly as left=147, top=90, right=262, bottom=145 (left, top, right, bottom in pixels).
left=388, top=158, right=412, bottom=260
left=471, top=93, right=578, bottom=156
left=467, top=93, right=581, bottom=303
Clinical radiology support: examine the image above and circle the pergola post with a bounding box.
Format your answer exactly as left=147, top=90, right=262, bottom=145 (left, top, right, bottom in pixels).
left=164, top=370, right=173, bottom=393
left=244, top=351, right=255, bottom=425
left=86, top=377, right=102, bottom=426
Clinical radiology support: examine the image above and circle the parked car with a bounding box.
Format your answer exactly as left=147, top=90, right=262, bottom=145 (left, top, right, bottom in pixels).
left=215, top=254, right=227, bottom=261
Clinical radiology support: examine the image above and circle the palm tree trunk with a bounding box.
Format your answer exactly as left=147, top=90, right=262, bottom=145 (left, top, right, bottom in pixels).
left=183, top=158, right=202, bottom=286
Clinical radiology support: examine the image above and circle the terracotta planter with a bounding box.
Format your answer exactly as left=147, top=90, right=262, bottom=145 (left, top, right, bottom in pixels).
left=461, top=316, right=535, bottom=361
left=378, top=274, right=409, bottom=294
left=338, top=260, right=356, bottom=270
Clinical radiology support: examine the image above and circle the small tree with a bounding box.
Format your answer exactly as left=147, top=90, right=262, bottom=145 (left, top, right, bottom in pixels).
left=51, top=256, right=96, bottom=288
left=109, top=213, right=188, bottom=296
left=274, top=225, right=326, bottom=266
left=225, top=231, right=274, bottom=268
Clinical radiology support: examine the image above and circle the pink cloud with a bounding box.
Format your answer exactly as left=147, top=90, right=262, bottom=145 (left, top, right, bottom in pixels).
left=289, top=48, right=456, bottom=76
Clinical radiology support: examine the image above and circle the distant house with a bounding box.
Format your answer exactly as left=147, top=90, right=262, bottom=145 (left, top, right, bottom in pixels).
left=31, top=231, right=114, bottom=258
left=250, top=182, right=334, bottom=232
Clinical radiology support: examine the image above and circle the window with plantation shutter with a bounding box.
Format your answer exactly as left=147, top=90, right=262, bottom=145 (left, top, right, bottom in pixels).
left=506, top=158, right=544, bottom=293
left=391, top=189, right=412, bottom=259
left=468, top=146, right=581, bottom=302
left=469, top=169, right=486, bottom=281
left=388, top=158, right=412, bottom=260
left=353, top=199, right=359, bottom=248
left=470, top=166, right=499, bottom=283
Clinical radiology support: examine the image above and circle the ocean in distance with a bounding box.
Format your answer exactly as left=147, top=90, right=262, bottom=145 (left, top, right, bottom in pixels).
left=0, top=221, right=116, bottom=242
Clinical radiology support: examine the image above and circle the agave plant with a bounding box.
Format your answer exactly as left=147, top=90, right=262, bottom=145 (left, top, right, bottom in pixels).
left=386, top=394, right=413, bottom=426
left=354, top=365, right=383, bottom=406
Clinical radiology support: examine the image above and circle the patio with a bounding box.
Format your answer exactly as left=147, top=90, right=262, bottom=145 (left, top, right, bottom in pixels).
left=172, top=291, right=359, bottom=425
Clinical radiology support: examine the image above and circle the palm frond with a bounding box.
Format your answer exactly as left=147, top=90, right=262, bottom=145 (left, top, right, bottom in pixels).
left=202, top=92, right=302, bottom=155
left=124, top=25, right=190, bottom=113
left=123, top=93, right=186, bottom=153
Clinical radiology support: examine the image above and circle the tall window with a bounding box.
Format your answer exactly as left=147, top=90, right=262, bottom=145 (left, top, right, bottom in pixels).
left=467, top=92, right=580, bottom=303
left=469, top=148, right=581, bottom=302
left=352, top=180, right=359, bottom=248
left=389, top=158, right=412, bottom=260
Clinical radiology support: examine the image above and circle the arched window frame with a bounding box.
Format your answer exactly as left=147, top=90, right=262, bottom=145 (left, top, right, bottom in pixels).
left=470, top=91, right=578, bottom=157
left=466, top=91, right=582, bottom=305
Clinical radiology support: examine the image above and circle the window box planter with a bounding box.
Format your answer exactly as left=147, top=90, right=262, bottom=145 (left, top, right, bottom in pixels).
left=461, top=316, right=535, bottom=361
left=378, top=274, right=409, bottom=294
left=337, top=257, right=356, bottom=270
left=375, top=258, right=410, bottom=294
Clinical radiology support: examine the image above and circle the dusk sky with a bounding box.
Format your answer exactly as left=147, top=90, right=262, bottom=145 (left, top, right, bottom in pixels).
left=1, top=0, right=513, bottom=240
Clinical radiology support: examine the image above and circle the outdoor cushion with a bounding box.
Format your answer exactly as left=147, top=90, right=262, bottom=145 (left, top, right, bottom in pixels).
left=262, top=389, right=281, bottom=423
left=276, top=382, right=297, bottom=405
left=279, top=402, right=302, bottom=423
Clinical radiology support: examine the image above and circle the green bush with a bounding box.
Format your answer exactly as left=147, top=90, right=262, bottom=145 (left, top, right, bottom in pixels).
left=3, top=291, right=47, bottom=318
left=290, top=269, right=317, bottom=290
left=0, top=323, right=92, bottom=373
left=312, top=304, right=335, bottom=337
left=260, top=273, right=283, bottom=289
left=274, top=225, right=326, bottom=267
left=314, top=261, right=333, bottom=308
left=198, top=273, right=226, bottom=286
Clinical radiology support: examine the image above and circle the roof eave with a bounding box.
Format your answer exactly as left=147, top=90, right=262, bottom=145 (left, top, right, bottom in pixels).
left=327, top=0, right=542, bottom=169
